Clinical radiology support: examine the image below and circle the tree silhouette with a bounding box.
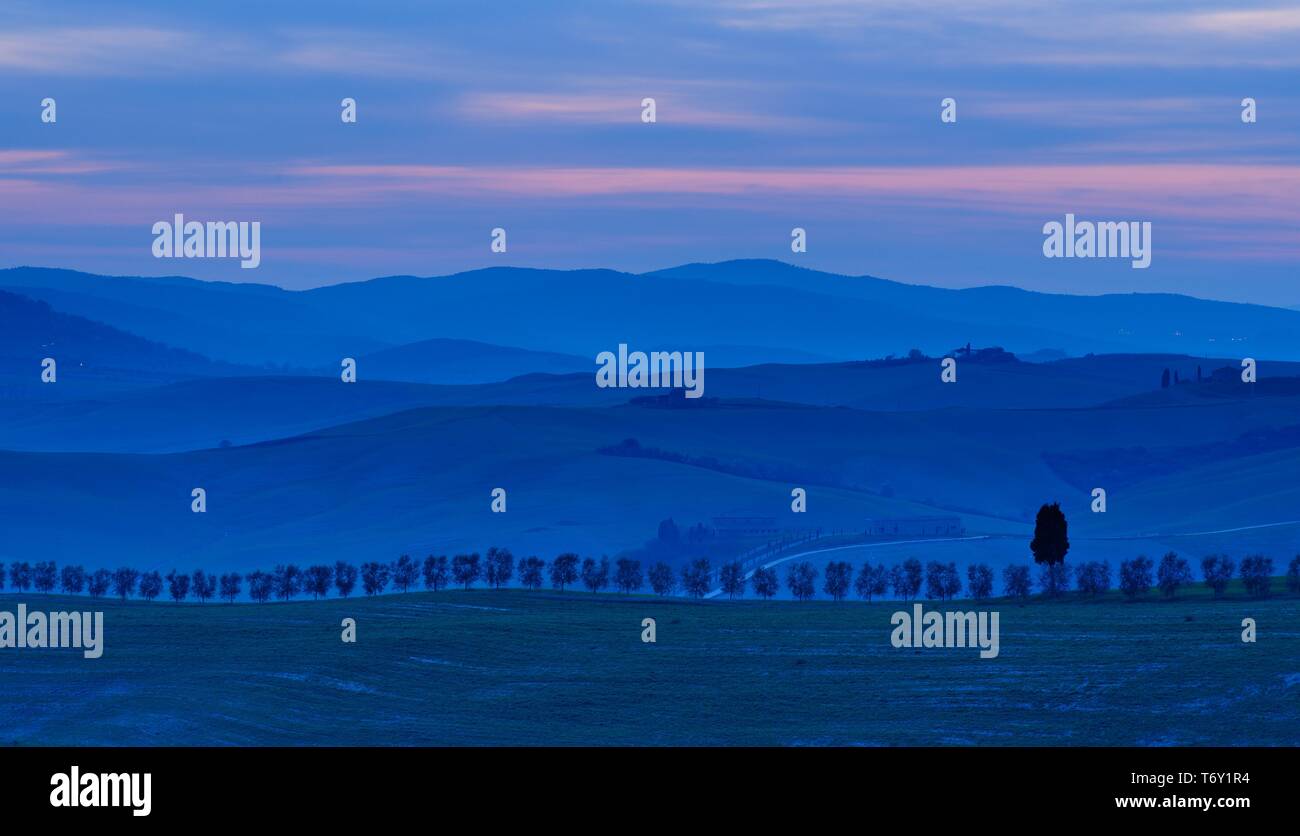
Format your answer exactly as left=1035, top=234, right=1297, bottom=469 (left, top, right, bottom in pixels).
left=967, top=564, right=993, bottom=600
left=361, top=561, right=391, bottom=595
left=273, top=564, right=303, bottom=600
left=891, top=558, right=923, bottom=600
left=139, top=571, right=163, bottom=602
left=248, top=570, right=273, bottom=603
left=1201, top=554, right=1234, bottom=598
left=9, top=562, right=32, bottom=592
left=719, top=561, right=746, bottom=599
left=581, top=556, right=610, bottom=593
left=333, top=562, right=358, bottom=598
left=855, top=562, right=890, bottom=601
left=1240, top=555, right=1273, bottom=598
left=422, top=555, right=449, bottom=591
left=60, top=565, right=86, bottom=595
left=786, top=561, right=817, bottom=601
left=450, top=553, right=480, bottom=590
left=1030, top=502, right=1070, bottom=592
left=112, top=567, right=140, bottom=601
left=823, top=561, right=851, bottom=601
left=192, top=569, right=216, bottom=603
left=518, top=556, right=546, bottom=590
left=614, top=558, right=643, bottom=594
left=88, top=569, right=111, bottom=599
left=1002, top=565, right=1031, bottom=600
left=220, top=572, right=243, bottom=603
left=483, top=548, right=514, bottom=589
left=1156, top=552, right=1192, bottom=598
left=751, top=566, right=778, bottom=599
left=303, top=565, right=333, bottom=599
left=33, top=561, right=57, bottom=593
left=647, top=561, right=675, bottom=596
left=166, top=570, right=190, bottom=602
left=1120, top=556, right=1153, bottom=599
left=391, top=555, right=419, bottom=592
left=550, top=553, right=580, bottom=591
left=924, top=561, right=947, bottom=600
left=1287, top=555, right=1300, bottom=594
left=681, top=558, right=712, bottom=598
left=1074, top=561, right=1110, bottom=597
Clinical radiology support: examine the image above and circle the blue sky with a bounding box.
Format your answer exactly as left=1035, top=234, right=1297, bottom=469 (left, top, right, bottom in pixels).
left=1, top=0, right=1297, bottom=302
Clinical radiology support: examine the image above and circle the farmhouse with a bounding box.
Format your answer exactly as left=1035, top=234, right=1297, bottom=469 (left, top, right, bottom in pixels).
left=712, top=516, right=780, bottom=538
left=865, top=516, right=964, bottom=538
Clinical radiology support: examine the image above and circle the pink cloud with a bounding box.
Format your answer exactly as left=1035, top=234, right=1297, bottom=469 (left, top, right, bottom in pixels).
left=457, top=91, right=812, bottom=130
left=280, top=162, right=1300, bottom=223
left=0, top=149, right=120, bottom=175
left=4, top=161, right=1297, bottom=254
left=1181, top=8, right=1300, bottom=35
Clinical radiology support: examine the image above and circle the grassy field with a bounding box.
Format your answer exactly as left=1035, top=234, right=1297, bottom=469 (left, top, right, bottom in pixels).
left=2, top=586, right=1297, bottom=746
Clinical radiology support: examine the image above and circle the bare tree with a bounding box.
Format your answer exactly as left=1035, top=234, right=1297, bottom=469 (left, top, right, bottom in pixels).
left=719, top=561, right=746, bottom=599
left=751, top=566, right=778, bottom=599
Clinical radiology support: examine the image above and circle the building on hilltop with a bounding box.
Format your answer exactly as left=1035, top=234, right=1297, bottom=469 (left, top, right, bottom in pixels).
left=864, top=516, right=964, bottom=538
left=712, top=516, right=780, bottom=538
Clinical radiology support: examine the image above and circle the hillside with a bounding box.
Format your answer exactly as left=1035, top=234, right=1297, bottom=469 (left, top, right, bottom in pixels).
left=0, top=377, right=463, bottom=453
left=8, top=349, right=1294, bottom=453
left=0, top=289, right=249, bottom=397
left=355, top=337, right=591, bottom=384
left=0, top=401, right=1025, bottom=571
left=11, top=261, right=1300, bottom=370
left=5, top=385, right=1300, bottom=570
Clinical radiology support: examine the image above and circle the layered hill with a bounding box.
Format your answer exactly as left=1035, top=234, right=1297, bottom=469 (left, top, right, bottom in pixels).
left=9, top=261, right=1300, bottom=369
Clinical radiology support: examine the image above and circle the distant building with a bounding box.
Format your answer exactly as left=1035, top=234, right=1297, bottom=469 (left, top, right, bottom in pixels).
left=712, top=516, right=780, bottom=538
left=865, top=516, right=964, bottom=538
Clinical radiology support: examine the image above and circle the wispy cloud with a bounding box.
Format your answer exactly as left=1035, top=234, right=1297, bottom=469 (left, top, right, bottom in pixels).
left=1180, top=7, right=1300, bottom=35
left=972, top=96, right=1214, bottom=127
left=0, top=26, right=252, bottom=74
left=457, top=91, right=814, bottom=130
left=693, top=0, right=1300, bottom=67
left=280, top=162, right=1300, bottom=224
left=1, top=1, right=1295, bottom=293
left=0, top=149, right=121, bottom=175
left=0, top=24, right=461, bottom=79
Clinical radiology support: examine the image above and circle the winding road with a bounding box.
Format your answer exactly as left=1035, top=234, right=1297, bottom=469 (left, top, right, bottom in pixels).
left=702, top=519, right=1300, bottom=598
left=704, top=535, right=990, bottom=598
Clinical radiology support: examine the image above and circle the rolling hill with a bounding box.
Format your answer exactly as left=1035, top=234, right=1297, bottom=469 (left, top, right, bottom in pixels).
left=10, top=261, right=1300, bottom=371
left=6, top=261, right=1300, bottom=584
left=4, top=383, right=1300, bottom=572
left=354, top=338, right=591, bottom=384
left=0, top=289, right=252, bottom=397
left=4, top=349, right=1295, bottom=454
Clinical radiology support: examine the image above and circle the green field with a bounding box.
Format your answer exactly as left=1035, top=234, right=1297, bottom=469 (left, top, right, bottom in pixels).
left=2, top=587, right=1297, bottom=746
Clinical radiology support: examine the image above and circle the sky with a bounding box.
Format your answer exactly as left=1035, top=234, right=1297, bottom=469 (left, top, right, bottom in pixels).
left=1, top=0, right=1297, bottom=302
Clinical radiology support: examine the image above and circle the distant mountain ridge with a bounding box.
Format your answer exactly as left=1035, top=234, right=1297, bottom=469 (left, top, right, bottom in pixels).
left=0, top=289, right=251, bottom=395
left=7, top=261, right=1300, bottom=371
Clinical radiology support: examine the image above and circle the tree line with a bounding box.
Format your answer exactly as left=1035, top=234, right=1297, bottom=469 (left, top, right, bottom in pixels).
left=0, top=549, right=1295, bottom=603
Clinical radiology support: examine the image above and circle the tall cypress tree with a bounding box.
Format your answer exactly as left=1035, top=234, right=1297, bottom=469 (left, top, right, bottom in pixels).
left=1030, top=502, right=1070, bottom=567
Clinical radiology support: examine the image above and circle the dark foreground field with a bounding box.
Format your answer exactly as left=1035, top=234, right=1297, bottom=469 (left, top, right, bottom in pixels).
left=2, top=587, right=1297, bottom=746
